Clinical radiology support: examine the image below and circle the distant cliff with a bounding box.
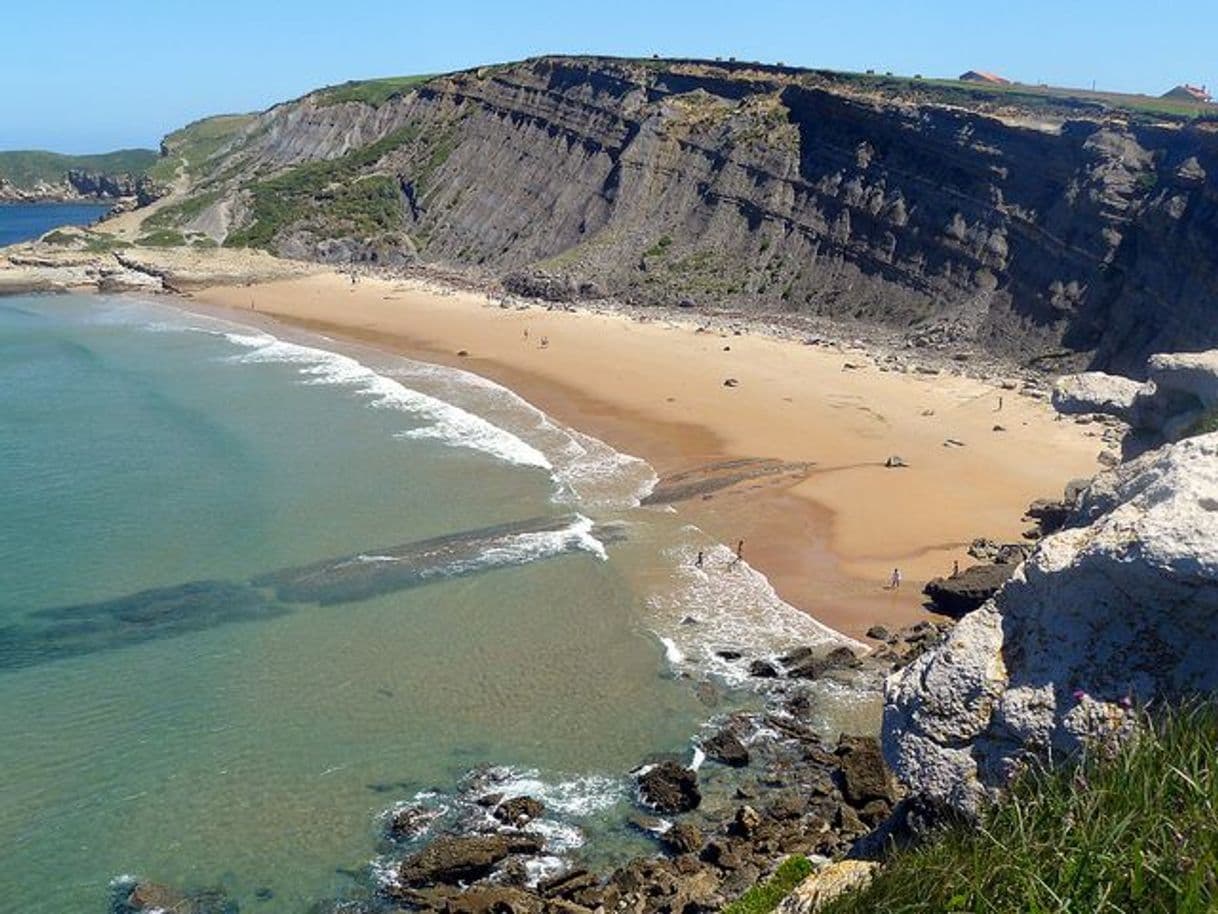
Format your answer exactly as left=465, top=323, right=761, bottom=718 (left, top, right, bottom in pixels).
left=144, top=57, right=1218, bottom=373
left=0, top=148, right=161, bottom=204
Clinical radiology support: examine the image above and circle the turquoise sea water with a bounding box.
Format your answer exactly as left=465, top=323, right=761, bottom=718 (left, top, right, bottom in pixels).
left=0, top=202, right=111, bottom=246
left=0, top=294, right=846, bottom=913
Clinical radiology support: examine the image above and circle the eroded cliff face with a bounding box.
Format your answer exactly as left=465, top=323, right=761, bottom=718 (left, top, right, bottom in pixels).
left=174, top=57, right=1218, bottom=372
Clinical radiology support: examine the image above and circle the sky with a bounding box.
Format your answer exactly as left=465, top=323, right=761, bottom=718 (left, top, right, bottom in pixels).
left=4, top=0, right=1215, bottom=153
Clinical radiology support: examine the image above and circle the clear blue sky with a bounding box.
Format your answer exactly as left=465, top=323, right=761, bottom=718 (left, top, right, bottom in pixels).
left=4, top=0, right=1215, bottom=153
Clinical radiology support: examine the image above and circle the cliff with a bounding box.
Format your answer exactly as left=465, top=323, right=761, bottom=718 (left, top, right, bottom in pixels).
left=139, top=57, right=1218, bottom=373
left=0, top=148, right=160, bottom=203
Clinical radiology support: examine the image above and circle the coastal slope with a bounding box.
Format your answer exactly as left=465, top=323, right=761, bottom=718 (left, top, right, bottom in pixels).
left=135, top=56, right=1218, bottom=374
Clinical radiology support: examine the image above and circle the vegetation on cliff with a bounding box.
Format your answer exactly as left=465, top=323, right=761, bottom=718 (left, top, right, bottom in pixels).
left=821, top=703, right=1218, bottom=914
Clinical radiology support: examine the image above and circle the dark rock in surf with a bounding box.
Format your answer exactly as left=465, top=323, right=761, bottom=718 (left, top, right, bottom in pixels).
left=637, top=761, right=701, bottom=813
left=493, top=795, right=545, bottom=827
left=397, top=833, right=545, bottom=887
left=702, top=728, right=750, bottom=768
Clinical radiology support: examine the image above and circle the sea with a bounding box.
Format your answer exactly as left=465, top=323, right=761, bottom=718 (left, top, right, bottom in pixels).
left=0, top=201, right=112, bottom=247
left=0, top=291, right=853, bottom=913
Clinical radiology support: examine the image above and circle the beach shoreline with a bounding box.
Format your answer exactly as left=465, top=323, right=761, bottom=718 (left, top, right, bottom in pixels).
left=163, top=266, right=1105, bottom=639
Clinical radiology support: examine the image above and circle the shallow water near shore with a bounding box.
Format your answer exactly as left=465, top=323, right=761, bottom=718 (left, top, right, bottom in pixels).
left=0, top=294, right=850, bottom=913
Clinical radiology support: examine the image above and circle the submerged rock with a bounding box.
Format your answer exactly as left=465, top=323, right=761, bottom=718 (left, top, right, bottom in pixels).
left=885, top=432, right=1218, bottom=815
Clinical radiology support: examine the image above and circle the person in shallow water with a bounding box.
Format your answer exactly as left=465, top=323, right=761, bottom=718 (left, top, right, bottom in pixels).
left=729, top=539, right=745, bottom=568
left=694, top=550, right=704, bottom=568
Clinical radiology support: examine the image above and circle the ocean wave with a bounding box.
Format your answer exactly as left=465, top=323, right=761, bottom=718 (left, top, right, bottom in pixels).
left=387, top=361, right=657, bottom=510
left=220, top=331, right=552, bottom=470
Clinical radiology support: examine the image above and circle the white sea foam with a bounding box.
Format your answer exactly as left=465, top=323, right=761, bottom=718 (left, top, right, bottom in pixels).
left=647, top=533, right=864, bottom=685
left=220, top=331, right=552, bottom=469
left=690, top=746, right=706, bottom=771
left=657, top=635, right=685, bottom=665
left=388, top=360, right=657, bottom=510
left=443, top=515, right=608, bottom=577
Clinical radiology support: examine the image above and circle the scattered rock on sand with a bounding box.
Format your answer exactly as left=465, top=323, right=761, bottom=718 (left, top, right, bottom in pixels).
left=723, top=378, right=740, bottom=387
left=748, top=658, right=780, bottom=678
left=884, top=455, right=908, bottom=468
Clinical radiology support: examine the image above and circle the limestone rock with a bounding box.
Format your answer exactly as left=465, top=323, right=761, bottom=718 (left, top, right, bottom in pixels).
left=1052, top=371, right=1142, bottom=419
left=884, top=432, right=1218, bottom=815
left=776, top=860, right=879, bottom=914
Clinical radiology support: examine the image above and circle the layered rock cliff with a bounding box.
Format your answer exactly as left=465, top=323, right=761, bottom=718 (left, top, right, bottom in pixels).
left=154, top=57, right=1218, bottom=373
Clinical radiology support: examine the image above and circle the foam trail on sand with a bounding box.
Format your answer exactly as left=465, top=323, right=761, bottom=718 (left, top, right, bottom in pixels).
left=648, top=533, right=864, bottom=684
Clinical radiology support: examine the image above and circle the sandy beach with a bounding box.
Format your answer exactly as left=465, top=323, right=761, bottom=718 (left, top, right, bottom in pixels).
left=183, top=269, right=1104, bottom=638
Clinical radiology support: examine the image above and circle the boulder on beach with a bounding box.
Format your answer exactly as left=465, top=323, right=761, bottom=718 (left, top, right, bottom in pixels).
left=637, top=761, right=701, bottom=813
left=922, top=563, right=1016, bottom=617
left=397, top=833, right=545, bottom=887
left=885, top=432, right=1218, bottom=815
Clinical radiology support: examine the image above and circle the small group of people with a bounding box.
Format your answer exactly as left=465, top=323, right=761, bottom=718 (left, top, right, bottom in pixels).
left=692, top=539, right=745, bottom=571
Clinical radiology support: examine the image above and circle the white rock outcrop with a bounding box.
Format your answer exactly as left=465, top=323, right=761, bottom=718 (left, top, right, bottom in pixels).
left=1054, top=350, right=1218, bottom=446
left=1051, top=371, right=1142, bottom=419
left=883, top=432, right=1218, bottom=815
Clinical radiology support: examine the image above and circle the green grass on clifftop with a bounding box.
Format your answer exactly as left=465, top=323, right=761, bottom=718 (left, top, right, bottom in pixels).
left=821, top=703, right=1218, bottom=914
left=0, top=149, right=158, bottom=188
left=315, top=74, right=434, bottom=108
left=149, top=114, right=257, bottom=183
left=722, top=855, right=814, bottom=914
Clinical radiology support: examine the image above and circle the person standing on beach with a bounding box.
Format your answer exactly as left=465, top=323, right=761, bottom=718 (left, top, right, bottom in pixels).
left=952, top=559, right=960, bottom=578
left=694, top=550, right=703, bottom=569
left=889, top=567, right=902, bottom=590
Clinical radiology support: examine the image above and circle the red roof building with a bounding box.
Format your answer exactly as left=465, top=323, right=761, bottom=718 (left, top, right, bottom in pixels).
left=959, top=70, right=1011, bottom=86
left=1161, top=84, right=1213, bottom=103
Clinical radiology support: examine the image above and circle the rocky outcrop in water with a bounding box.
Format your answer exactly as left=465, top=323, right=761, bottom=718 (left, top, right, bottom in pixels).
left=883, top=431, right=1218, bottom=815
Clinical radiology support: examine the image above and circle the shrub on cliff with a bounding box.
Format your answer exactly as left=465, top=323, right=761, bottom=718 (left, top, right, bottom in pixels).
left=822, top=703, right=1218, bottom=913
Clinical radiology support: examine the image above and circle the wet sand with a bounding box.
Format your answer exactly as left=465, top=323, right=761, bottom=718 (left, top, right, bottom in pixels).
left=186, top=270, right=1104, bottom=638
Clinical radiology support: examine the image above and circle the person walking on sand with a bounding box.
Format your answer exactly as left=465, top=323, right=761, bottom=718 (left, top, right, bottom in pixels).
left=889, top=567, right=902, bottom=590
left=996, top=395, right=1003, bottom=411
left=952, top=559, right=960, bottom=578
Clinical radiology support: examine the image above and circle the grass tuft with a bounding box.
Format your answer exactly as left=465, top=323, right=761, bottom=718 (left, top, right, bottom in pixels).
left=722, top=855, right=814, bottom=914
left=821, top=702, right=1218, bottom=914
